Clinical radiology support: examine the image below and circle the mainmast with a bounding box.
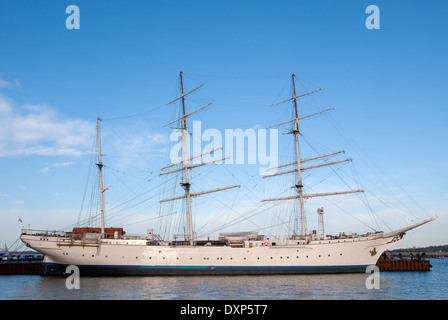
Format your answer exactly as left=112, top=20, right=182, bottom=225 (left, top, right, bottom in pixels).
left=96, top=117, right=108, bottom=237
left=179, top=71, right=194, bottom=246
left=262, top=74, right=363, bottom=239
left=291, top=74, right=306, bottom=237
left=161, top=72, right=240, bottom=245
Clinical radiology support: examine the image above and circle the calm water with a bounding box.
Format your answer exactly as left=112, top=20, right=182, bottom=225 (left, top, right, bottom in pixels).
left=1, top=259, right=447, bottom=300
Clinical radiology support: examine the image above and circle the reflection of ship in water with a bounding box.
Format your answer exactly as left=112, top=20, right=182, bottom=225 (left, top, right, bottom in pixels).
left=20, top=72, right=436, bottom=275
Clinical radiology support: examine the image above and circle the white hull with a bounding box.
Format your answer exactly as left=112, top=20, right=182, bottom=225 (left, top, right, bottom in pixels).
left=20, top=230, right=406, bottom=275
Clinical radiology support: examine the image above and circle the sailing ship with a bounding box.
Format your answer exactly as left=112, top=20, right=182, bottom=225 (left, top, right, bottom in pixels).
left=20, top=72, right=435, bottom=275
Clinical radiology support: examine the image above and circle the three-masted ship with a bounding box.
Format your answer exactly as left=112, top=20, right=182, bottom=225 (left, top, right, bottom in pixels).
left=20, top=72, right=435, bottom=275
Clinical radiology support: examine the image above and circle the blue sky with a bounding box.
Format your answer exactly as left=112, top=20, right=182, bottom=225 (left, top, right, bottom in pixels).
left=0, top=0, right=447, bottom=249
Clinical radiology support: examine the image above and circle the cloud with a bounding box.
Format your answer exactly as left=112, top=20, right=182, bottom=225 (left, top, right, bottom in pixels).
left=0, top=94, right=95, bottom=157
left=39, top=162, right=75, bottom=173
left=0, top=77, right=20, bottom=89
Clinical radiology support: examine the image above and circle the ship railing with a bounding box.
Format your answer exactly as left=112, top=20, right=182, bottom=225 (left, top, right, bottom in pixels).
left=21, top=229, right=69, bottom=238
left=313, top=231, right=383, bottom=241
left=122, top=234, right=146, bottom=240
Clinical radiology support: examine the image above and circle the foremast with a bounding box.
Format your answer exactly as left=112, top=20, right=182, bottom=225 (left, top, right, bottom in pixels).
left=263, top=74, right=364, bottom=238
left=96, top=117, right=109, bottom=238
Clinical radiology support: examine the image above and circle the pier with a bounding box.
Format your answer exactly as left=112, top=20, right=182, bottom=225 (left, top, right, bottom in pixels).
left=374, top=251, right=442, bottom=271
left=376, top=259, right=432, bottom=271
left=0, top=261, right=42, bottom=275
left=0, top=251, right=43, bottom=275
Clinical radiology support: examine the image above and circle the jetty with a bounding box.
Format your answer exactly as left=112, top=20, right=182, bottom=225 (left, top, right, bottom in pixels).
left=376, top=259, right=432, bottom=271
left=0, top=260, right=42, bottom=275
left=374, top=251, right=441, bottom=271
left=0, top=251, right=43, bottom=275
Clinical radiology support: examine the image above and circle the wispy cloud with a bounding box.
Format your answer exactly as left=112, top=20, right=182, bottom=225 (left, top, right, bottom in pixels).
left=0, top=77, right=20, bottom=89
left=39, top=162, right=75, bottom=173
left=0, top=93, right=95, bottom=157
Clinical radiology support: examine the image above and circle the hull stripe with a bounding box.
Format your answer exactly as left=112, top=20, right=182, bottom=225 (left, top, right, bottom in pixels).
left=43, top=262, right=370, bottom=270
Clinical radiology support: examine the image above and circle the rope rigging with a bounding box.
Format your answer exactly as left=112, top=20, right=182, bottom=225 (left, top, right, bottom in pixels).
left=64, top=72, right=433, bottom=243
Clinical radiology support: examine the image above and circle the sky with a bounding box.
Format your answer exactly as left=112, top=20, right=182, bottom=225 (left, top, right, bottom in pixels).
left=0, top=0, right=447, bottom=250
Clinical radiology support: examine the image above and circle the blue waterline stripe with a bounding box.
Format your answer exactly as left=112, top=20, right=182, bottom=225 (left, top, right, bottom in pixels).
left=44, top=263, right=370, bottom=270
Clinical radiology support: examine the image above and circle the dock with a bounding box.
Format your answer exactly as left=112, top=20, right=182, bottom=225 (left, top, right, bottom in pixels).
left=0, top=261, right=42, bottom=275
left=376, top=259, right=432, bottom=271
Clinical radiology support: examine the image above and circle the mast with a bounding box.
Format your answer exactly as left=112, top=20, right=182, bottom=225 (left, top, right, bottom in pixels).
left=291, top=74, right=306, bottom=237
left=179, top=71, right=194, bottom=246
left=96, top=117, right=108, bottom=238
left=162, top=72, right=239, bottom=245
left=263, top=74, right=364, bottom=239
